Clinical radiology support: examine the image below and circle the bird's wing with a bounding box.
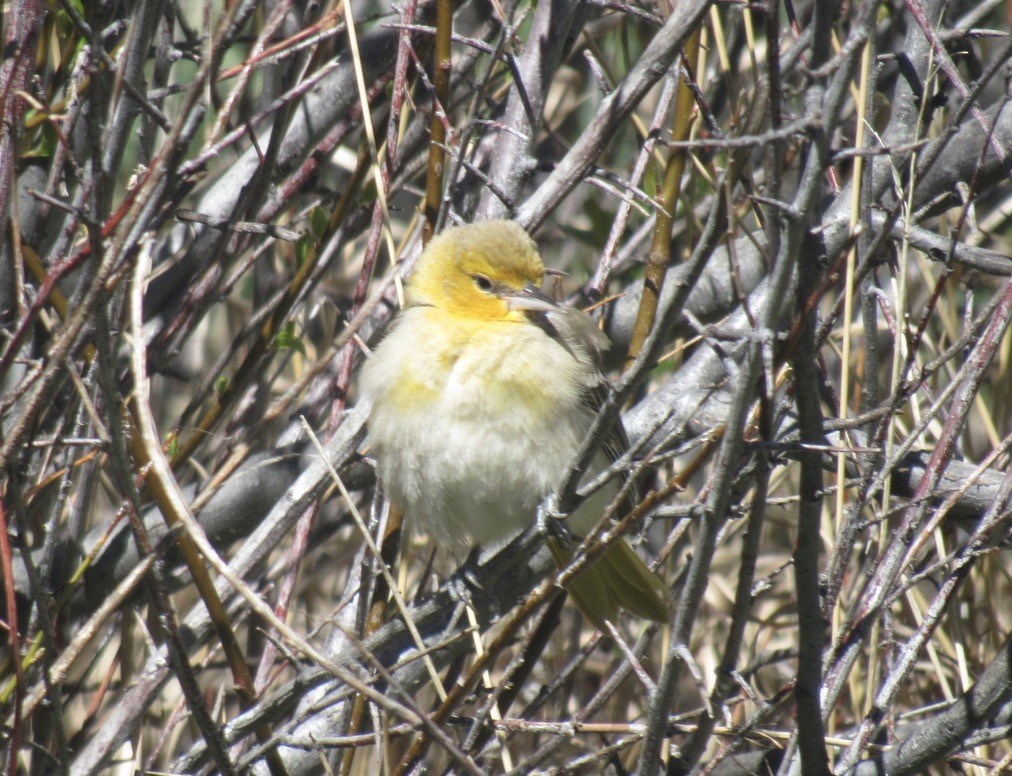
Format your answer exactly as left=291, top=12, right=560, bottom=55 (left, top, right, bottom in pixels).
left=580, top=378, right=631, bottom=476
left=537, top=305, right=633, bottom=494
left=539, top=305, right=671, bottom=625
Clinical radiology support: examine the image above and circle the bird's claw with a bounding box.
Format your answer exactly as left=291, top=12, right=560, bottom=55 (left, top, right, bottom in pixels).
left=448, top=574, right=475, bottom=609
left=536, top=494, right=574, bottom=545
left=458, top=546, right=486, bottom=593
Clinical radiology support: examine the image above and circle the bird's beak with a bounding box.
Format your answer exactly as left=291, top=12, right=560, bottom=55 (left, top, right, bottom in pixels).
left=504, top=282, right=560, bottom=313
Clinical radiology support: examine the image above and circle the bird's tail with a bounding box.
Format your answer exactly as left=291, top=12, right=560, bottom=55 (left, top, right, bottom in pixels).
left=548, top=537, right=670, bottom=628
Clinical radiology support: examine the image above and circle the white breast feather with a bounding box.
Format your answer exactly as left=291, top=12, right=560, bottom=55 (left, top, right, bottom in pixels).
left=361, top=308, right=608, bottom=548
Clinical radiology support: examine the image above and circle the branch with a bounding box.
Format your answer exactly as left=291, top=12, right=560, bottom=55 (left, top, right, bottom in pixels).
left=515, top=0, right=713, bottom=230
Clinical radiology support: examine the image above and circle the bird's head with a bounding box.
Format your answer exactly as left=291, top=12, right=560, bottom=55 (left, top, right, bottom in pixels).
left=406, top=220, right=558, bottom=322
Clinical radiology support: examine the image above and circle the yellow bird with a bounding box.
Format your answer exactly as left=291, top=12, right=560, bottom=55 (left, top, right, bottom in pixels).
left=360, top=220, right=669, bottom=626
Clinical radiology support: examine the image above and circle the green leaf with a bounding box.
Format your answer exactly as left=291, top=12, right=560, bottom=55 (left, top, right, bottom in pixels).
left=23, top=122, right=57, bottom=159
left=309, top=205, right=329, bottom=239
left=294, top=232, right=314, bottom=267
left=274, top=321, right=307, bottom=357
left=214, top=376, right=229, bottom=397
left=57, top=0, right=85, bottom=32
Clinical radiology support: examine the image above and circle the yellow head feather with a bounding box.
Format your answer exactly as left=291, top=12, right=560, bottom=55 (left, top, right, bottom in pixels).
left=406, top=220, right=545, bottom=321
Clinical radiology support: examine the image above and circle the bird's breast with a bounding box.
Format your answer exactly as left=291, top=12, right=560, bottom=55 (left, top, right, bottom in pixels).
left=361, top=309, right=595, bottom=547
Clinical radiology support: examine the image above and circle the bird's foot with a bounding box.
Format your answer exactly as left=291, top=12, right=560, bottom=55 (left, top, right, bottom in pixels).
left=458, top=546, right=486, bottom=593
left=536, top=493, right=575, bottom=547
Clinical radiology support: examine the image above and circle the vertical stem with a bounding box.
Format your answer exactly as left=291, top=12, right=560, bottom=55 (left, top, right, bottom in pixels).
left=837, top=28, right=872, bottom=729
left=856, top=20, right=882, bottom=724
left=793, top=1, right=837, bottom=772
left=0, top=0, right=44, bottom=304
left=624, top=29, right=701, bottom=368
left=833, top=32, right=872, bottom=567
left=0, top=502, right=23, bottom=775
left=422, top=0, right=453, bottom=244
left=793, top=234, right=832, bottom=776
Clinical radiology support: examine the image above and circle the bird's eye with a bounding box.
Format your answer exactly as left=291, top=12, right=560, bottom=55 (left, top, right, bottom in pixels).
left=473, top=274, right=493, bottom=292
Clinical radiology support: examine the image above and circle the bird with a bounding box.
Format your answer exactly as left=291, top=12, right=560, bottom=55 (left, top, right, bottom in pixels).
left=359, top=219, right=669, bottom=627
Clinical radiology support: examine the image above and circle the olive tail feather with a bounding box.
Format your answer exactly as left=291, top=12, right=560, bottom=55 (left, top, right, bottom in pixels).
left=548, top=537, right=670, bottom=629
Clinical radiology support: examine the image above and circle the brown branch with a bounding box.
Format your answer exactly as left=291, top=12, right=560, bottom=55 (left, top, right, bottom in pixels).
left=422, top=0, right=452, bottom=243
left=624, top=29, right=701, bottom=368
